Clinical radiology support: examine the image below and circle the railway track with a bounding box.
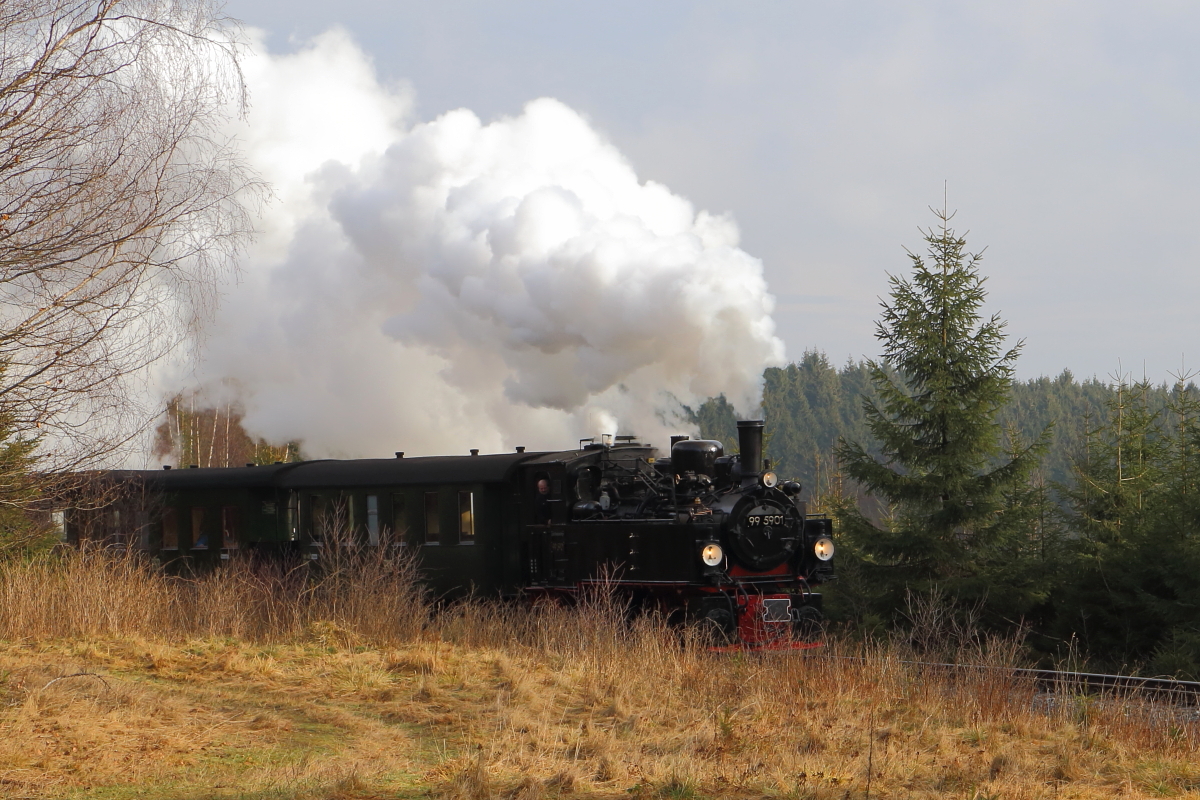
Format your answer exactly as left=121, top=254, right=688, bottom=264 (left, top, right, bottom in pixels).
left=818, top=655, right=1200, bottom=703
left=1012, top=666, right=1200, bottom=702
left=903, top=660, right=1200, bottom=703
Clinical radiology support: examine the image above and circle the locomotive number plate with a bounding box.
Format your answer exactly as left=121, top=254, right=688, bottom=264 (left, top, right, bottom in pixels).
left=746, top=514, right=785, bottom=527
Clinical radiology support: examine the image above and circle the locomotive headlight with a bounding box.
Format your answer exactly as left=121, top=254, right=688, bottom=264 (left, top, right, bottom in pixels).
left=701, top=543, right=724, bottom=567
left=760, top=471, right=779, bottom=488
left=813, top=537, right=835, bottom=561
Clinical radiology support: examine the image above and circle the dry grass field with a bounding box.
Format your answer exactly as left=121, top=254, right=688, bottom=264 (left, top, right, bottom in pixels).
left=0, top=549, right=1197, bottom=799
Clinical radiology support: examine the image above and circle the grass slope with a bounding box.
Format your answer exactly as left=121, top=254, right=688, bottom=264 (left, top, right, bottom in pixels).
left=0, top=551, right=1197, bottom=799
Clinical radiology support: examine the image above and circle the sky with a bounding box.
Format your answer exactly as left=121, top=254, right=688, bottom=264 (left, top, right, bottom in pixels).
left=218, top=0, right=1200, bottom=388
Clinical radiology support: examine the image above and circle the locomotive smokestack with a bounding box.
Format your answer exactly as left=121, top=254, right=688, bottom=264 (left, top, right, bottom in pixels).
left=737, top=420, right=765, bottom=476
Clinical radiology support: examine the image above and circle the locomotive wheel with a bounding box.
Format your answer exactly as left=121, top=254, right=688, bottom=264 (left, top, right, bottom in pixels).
left=792, top=604, right=825, bottom=639
left=697, top=606, right=737, bottom=646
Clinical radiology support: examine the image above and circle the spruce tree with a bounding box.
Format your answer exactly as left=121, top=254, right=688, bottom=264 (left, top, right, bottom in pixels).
left=835, top=209, right=1048, bottom=622
left=0, top=411, right=43, bottom=554
left=1053, top=377, right=1200, bottom=674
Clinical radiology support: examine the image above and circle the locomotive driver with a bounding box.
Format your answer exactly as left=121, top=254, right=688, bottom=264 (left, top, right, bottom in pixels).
left=536, top=478, right=552, bottom=525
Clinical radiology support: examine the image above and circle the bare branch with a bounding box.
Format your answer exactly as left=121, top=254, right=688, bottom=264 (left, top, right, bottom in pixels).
left=0, top=0, right=261, bottom=477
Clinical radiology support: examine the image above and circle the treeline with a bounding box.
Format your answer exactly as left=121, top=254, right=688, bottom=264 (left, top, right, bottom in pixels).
left=152, top=393, right=303, bottom=469
left=696, top=351, right=1176, bottom=494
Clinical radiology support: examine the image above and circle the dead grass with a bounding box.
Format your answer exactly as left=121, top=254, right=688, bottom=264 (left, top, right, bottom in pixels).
left=0, top=549, right=1197, bottom=798
left=0, top=637, right=434, bottom=798
left=0, top=544, right=427, bottom=644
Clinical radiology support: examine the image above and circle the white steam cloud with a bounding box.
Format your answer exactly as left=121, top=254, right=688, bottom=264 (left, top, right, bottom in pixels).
left=159, top=30, right=784, bottom=457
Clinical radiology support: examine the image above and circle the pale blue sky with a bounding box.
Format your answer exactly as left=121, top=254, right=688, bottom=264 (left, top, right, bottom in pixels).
left=224, top=1, right=1200, bottom=383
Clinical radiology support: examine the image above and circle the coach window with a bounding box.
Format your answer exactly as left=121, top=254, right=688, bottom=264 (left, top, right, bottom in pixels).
left=366, top=495, right=380, bottom=546
left=339, top=495, right=355, bottom=548
left=191, top=507, right=208, bottom=549
left=391, top=493, right=407, bottom=545
left=286, top=494, right=299, bottom=541
left=221, top=506, right=240, bottom=549
left=162, top=508, right=179, bottom=550
left=459, top=491, right=475, bottom=544
left=309, top=494, right=325, bottom=542
left=423, top=491, right=440, bottom=545
left=345, top=495, right=355, bottom=542
left=335, top=496, right=351, bottom=540
left=136, top=510, right=151, bottom=550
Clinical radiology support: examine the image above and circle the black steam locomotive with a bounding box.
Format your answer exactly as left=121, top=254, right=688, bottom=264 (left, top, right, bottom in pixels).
left=65, top=420, right=835, bottom=645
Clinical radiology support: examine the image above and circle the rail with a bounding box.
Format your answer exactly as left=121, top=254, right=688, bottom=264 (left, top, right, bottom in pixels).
left=1014, top=666, right=1200, bottom=701
left=815, top=655, right=1200, bottom=703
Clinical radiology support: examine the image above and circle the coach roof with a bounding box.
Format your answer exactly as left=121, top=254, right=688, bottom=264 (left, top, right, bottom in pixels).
left=121, top=461, right=302, bottom=490
left=277, top=452, right=546, bottom=488
left=124, top=450, right=595, bottom=492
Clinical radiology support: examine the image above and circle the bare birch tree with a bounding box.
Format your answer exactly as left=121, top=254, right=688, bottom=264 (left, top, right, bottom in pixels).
left=0, top=0, right=257, bottom=471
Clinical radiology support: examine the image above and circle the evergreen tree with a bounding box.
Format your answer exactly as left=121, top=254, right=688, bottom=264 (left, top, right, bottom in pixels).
left=1000, top=370, right=1116, bottom=486
left=762, top=351, right=850, bottom=486
left=0, top=408, right=44, bottom=555
left=1052, top=376, right=1200, bottom=674
left=1145, top=381, right=1200, bottom=677
left=692, top=394, right=739, bottom=454
left=1058, top=379, right=1163, bottom=550
left=835, top=209, right=1049, bottom=624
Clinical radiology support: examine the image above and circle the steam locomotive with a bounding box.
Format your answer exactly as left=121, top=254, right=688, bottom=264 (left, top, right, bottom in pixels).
left=65, top=420, right=835, bottom=645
